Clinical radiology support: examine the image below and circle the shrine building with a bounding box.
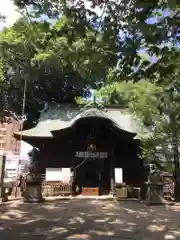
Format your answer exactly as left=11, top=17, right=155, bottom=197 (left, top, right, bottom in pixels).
left=15, top=104, right=148, bottom=196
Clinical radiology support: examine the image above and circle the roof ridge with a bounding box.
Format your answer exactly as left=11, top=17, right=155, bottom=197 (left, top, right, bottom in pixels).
left=77, top=107, right=107, bottom=118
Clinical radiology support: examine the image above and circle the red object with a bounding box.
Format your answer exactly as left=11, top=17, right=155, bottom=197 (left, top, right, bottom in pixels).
left=82, top=187, right=100, bottom=196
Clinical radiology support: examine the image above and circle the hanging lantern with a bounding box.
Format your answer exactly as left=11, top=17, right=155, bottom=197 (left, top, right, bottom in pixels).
left=86, top=134, right=96, bottom=152
left=88, top=143, right=96, bottom=151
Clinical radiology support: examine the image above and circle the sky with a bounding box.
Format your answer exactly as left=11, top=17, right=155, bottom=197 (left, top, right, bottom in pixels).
left=0, top=0, right=103, bottom=29
left=0, top=1, right=169, bottom=28
left=0, top=0, right=21, bottom=29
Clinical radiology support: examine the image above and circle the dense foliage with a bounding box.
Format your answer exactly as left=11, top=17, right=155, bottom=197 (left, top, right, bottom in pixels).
left=97, top=49, right=180, bottom=201
left=0, top=0, right=178, bottom=118
left=0, top=14, right=117, bottom=125
left=13, top=0, right=180, bottom=79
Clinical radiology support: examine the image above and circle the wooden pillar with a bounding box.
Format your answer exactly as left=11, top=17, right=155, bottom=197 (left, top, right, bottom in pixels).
left=70, top=140, right=76, bottom=196
left=109, top=149, right=115, bottom=196
left=0, top=155, right=6, bottom=202
left=71, top=169, right=76, bottom=196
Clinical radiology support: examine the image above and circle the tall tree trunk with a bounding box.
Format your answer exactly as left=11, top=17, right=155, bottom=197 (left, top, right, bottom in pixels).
left=171, top=114, right=180, bottom=202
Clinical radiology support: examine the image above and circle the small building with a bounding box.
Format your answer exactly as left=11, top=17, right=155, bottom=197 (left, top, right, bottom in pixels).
left=0, top=111, right=21, bottom=155
left=0, top=111, right=21, bottom=177
left=15, top=104, right=148, bottom=196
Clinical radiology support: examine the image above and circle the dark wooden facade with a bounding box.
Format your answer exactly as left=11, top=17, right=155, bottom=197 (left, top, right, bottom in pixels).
left=28, top=116, right=143, bottom=195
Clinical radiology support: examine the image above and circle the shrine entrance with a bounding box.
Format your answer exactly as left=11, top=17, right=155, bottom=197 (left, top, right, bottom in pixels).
left=74, top=151, right=110, bottom=195
left=68, top=115, right=141, bottom=196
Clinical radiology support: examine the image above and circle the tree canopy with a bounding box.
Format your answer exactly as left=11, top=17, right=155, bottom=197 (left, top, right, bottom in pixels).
left=13, top=0, right=180, bottom=79
left=0, top=0, right=177, bottom=120
left=0, top=12, right=117, bottom=125
left=96, top=48, right=180, bottom=200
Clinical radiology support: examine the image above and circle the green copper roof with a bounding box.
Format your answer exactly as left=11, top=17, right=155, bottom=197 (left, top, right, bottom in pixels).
left=14, top=104, right=150, bottom=140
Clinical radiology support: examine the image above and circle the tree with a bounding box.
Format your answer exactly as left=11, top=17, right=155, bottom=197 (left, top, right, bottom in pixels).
left=0, top=14, right=5, bottom=22
left=13, top=0, right=180, bottom=80
left=97, top=49, right=180, bottom=201
left=9, top=0, right=180, bottom=118
left=0, top=14, right=116, bottom=126
left=155, top=50, right=180, bottom=201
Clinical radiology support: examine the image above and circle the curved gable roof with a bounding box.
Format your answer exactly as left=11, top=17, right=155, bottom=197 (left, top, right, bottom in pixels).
left=14, top=104, right=150, bottom=139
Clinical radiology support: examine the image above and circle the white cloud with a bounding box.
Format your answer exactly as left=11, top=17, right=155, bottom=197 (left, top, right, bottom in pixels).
left=0, top=0, right=21, bottom=28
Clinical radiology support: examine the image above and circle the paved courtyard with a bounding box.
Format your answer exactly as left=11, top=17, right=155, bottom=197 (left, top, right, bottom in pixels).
left=0, top=199, right=180, bottom=240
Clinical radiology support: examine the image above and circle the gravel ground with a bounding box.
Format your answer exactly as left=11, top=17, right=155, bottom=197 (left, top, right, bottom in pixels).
left=0, top=199, right=180, bottom=240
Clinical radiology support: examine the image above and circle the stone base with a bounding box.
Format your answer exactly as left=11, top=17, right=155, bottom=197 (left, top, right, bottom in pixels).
left=145, top=185, right=164, bottom=205
left=23, top=185, right=44, bottom=203
left=23, top=197, right=45, bottom=203
left=144, top=195, right=170, bottom=206
left=116, top=188, right=128, bottom=199
left=0, top=196, right=8, bottom=203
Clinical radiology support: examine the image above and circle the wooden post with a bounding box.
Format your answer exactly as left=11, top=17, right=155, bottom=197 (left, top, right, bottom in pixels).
left=109, top=149, right=115, bottom=196
left=70, top=140, right=76, bottom=196
left=71, top=168, right=76, bottom=196
left=0, top=155, right=6, bottom=202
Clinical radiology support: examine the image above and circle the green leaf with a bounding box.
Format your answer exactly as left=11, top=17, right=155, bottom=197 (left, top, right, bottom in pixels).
left=167, top=0, right=176, bottom=9
left=55, top=16, right=69, bottom=31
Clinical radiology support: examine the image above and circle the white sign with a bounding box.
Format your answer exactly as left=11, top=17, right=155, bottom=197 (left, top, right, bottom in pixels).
left=75, top=151, right=108, bottom=158
left=61, top=168, right=71, bottom=183
left=115, top=168, right=123, bottom=184
left=45, top=168, right=71, bottom=182
left=46, top=168, right=62, bottom=181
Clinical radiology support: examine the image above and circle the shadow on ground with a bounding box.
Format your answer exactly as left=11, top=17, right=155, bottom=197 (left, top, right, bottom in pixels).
left=0, top=199, right=180, bottom=239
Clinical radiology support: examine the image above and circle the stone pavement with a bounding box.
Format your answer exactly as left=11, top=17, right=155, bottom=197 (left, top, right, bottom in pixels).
left=0, top=199, right=180, bottom=240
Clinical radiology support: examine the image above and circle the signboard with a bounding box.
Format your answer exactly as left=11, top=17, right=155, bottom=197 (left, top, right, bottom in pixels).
left=61, top=168, right=71, bottom=183
left=75, top=151, right=108, bottom=158
left=45, top=168, right=71, bottom=183
left=115, top=168, right=123, bottom=184
left=46, top=168, right=62, bottom=181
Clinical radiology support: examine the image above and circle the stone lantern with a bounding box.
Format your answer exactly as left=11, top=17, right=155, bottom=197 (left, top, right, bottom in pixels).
left=145, top=164, right=164, bottom=205
left=23, top=162, right=44, bottom=203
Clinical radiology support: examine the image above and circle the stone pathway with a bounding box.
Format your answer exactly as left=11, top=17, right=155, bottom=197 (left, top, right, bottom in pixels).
left=0, top=199, right=180, bottom=239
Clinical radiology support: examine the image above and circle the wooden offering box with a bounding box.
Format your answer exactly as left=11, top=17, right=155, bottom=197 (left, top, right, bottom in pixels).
left=82, top=187, right=100, bottom=196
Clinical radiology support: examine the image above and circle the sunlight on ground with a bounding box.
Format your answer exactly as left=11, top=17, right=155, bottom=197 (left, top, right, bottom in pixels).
left=147, top=224, right=166, bottom=232
left=1, top=210, right=24, bottom=220
left=152, top=218, right=169, bottom=223
left=108, top=219, right=124, bottom=224
left=67, top=234, right=91, bottom=239
left=1, top=200, right=180, bottom=239
left=164, top=230, right=180, bottom=240
left=49, top=227, right=68, bottom=234
left=69, top=216, right=85, bottom=224
left=89, top=230, right=114, bottom=236
left=164, top=234, right=176, bottom=240
left=21, top=219, right=38, bottom=224
left=95, top=217, right=111, bottom=223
